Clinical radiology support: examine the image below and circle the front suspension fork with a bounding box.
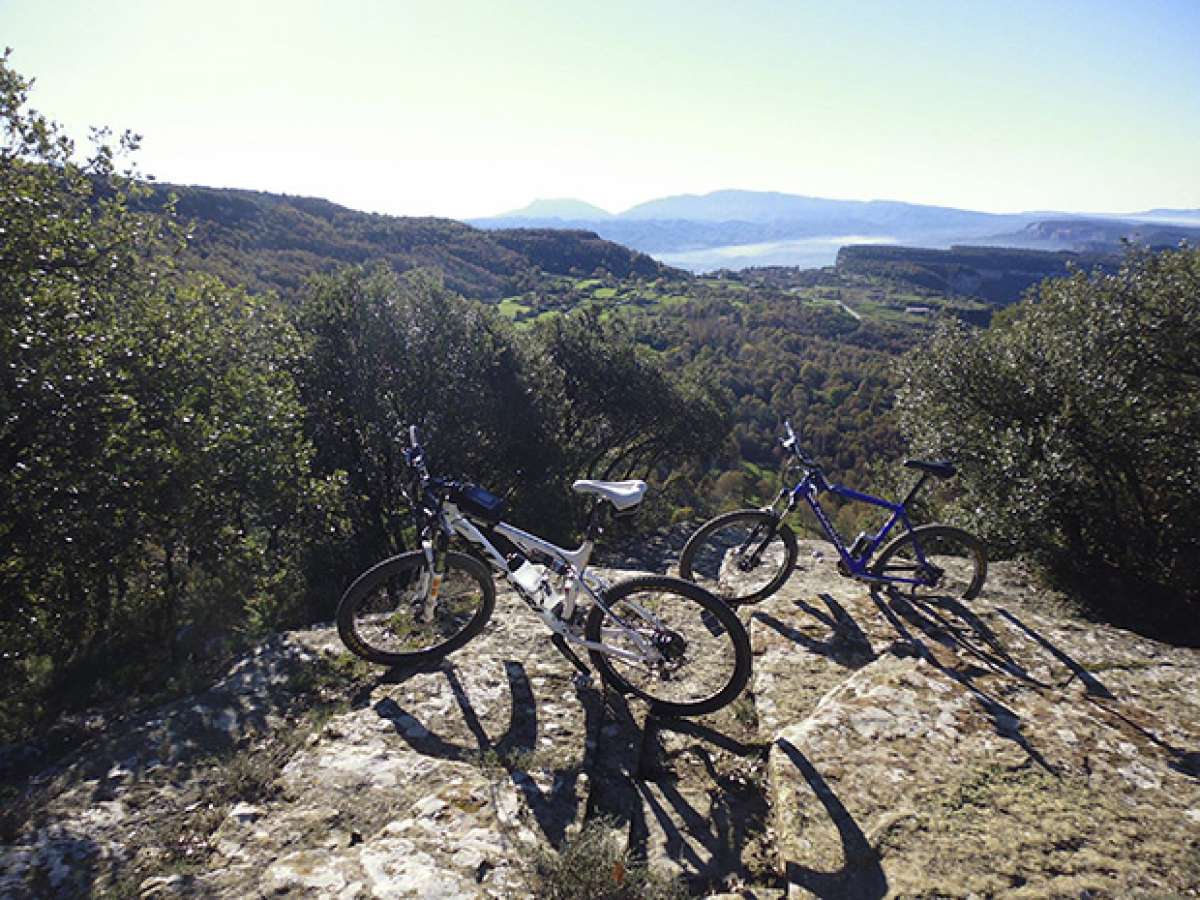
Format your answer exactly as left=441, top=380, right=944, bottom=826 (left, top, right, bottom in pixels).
left=747, top=491, right=793, bottom=561
left=417, top=530, right=452, bottom=623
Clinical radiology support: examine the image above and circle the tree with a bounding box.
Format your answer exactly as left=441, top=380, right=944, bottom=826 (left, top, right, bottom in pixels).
left=532, top=309, right=729, bottom=485
left=897, top=246, right=1200, bottom=618
left=295, top=265, right=555, bottom=568
left=0, top=53, right=332, bottom=738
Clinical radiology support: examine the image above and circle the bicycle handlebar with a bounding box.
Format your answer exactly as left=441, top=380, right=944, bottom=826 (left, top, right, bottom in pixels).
left=400, top=427, right=465, bottom=505
left=402, top=424, right=432, bottom=488
left=780, top=419, right=819, bottom=469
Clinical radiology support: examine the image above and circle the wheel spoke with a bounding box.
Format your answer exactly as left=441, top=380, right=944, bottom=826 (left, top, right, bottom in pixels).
left=591, top=581, right=746, bottom=711
left=871, top=525, right=987, bottom=602
left=680, top=511, right=796, bottom=604
left=337, top=551, right=494, bottom=665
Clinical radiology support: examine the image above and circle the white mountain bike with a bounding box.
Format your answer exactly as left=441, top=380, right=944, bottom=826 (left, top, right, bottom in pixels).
left=336, top=427, right=751, bottom=717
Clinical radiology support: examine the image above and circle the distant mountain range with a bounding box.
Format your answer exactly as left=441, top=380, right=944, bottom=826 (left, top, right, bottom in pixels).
left=500, top=198, right=614, bottom=220
left=473, top=190, right=1200, bottom=271
left=127, top=183, right=1200, bottom=294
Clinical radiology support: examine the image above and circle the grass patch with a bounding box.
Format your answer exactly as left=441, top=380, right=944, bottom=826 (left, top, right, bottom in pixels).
left=498, top=297, right=532, bottom=319
left=531, top=817, right=686, bottom=900
left=728, top=693, right=759, bottom=731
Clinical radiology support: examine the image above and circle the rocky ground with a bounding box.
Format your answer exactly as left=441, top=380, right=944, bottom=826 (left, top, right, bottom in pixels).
left=2, top=534, right=1198, bottom=898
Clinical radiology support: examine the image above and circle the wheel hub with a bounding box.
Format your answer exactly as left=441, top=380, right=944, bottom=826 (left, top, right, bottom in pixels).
left=654, top=629, right=688, bottom=664
left=734, top=553, right=758, bottom=573
left=919, top=563, right=945, bottom=587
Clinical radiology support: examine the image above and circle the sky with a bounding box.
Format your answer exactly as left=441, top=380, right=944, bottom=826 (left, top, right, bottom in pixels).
left=3, top=0, right=1199, bottom=220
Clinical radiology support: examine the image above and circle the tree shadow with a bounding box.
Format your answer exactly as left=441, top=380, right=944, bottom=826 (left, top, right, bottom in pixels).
left=870, top=589, right=1058, bottom=774
left=0, top=823, right=102, bottom=898
left=775, top=738, right=888, bottom=900
left=7, top=634, right=333, bottom=843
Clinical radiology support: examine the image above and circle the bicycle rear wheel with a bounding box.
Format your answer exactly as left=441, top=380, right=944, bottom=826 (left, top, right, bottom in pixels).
left=585, top=576, right=751, bottom=717
left=336, top=550, right=495, bottom=666
left=678, top=509, right=798, bottom=605
left=870, top=524, right=987, bottom=602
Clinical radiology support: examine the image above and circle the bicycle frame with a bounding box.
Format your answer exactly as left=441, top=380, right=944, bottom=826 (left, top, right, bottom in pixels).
left=775, top=471, right=934, bottom=588
left=430, top=500, right=661, bottom=666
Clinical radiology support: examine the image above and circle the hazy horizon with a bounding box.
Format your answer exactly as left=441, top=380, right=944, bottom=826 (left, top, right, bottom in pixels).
left=483, top=189, right=1200, bottom=222
left=4, top=0, right=1198, bottom=220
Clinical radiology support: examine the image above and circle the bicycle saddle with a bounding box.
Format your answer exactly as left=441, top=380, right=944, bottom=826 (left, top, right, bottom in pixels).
left=903, top=459, right=956, bottom=478
left=572, top=479, right=647, bottom=511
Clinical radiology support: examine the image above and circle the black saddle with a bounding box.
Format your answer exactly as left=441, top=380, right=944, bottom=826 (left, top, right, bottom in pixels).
left=903, top=459, right=956, bottom=478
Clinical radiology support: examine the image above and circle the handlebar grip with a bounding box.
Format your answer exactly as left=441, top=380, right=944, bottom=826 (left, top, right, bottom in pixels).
left=781, top=420, right=797, bottom=450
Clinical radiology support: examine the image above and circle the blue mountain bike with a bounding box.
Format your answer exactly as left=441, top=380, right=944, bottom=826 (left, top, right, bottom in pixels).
left=679, top=421, right=987, bottom=605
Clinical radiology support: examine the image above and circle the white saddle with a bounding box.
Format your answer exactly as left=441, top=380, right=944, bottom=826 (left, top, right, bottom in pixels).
left=571, top=479, right=647, bottom=511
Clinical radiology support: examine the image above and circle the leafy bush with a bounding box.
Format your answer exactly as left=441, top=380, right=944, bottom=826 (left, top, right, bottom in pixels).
left=0, top=53, right=340, bottom=739
left=897, top=247, right=1200, bottom=621
left=295, top=270, right=729, bottom=555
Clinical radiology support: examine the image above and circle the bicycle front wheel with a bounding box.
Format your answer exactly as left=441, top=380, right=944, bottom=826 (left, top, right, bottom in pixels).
left=678, top=509, right=798, bottom=605
left=585, top=576, right=751, bottom=717
left=336, top=550, right=495, bottom=667
left=870, top=524, right=987, bottom=602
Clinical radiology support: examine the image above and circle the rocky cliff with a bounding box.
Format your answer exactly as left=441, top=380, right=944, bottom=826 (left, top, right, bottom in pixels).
left=2, top=542, right=1198, bottom=898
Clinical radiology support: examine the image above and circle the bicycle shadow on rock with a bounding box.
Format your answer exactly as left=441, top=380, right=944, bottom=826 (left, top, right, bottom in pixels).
left=875, top=588, right=1200, bottom=784
left=354, top=654, right=776, bottom=887
left=869, top=589, right=1058, bottom=774
left=752, top=592, right=877, bottom=671
left=994, top=606, right=1200, bottom=781
left=890, top=592, right=1051, bottom=690
left=584, top=690, right=774, bottom=892
left=775, top=738, right=888, bottom=900
left=369, top=659, right=603, bottom=847
left=992, top=607, right=1113, bottom=698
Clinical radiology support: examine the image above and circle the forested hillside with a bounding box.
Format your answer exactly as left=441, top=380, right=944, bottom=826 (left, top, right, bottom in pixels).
left=138, top=185, right=674, bottom=299
left=161, top=183, right=1071, bottom=526
left=836, top=244, right=1120, bottom=305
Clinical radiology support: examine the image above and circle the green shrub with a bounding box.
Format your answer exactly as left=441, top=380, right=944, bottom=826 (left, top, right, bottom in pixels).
left=897, top=247, right=1200, bottom=622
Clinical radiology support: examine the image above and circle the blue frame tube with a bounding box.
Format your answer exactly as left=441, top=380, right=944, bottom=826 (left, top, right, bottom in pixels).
left=789, top=474, right=928, bottom=584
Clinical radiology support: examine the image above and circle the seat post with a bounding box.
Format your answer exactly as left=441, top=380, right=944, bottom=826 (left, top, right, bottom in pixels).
left=901, top=473, right=930, bottom=509
left=584, top=500, right=604, bottom=542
